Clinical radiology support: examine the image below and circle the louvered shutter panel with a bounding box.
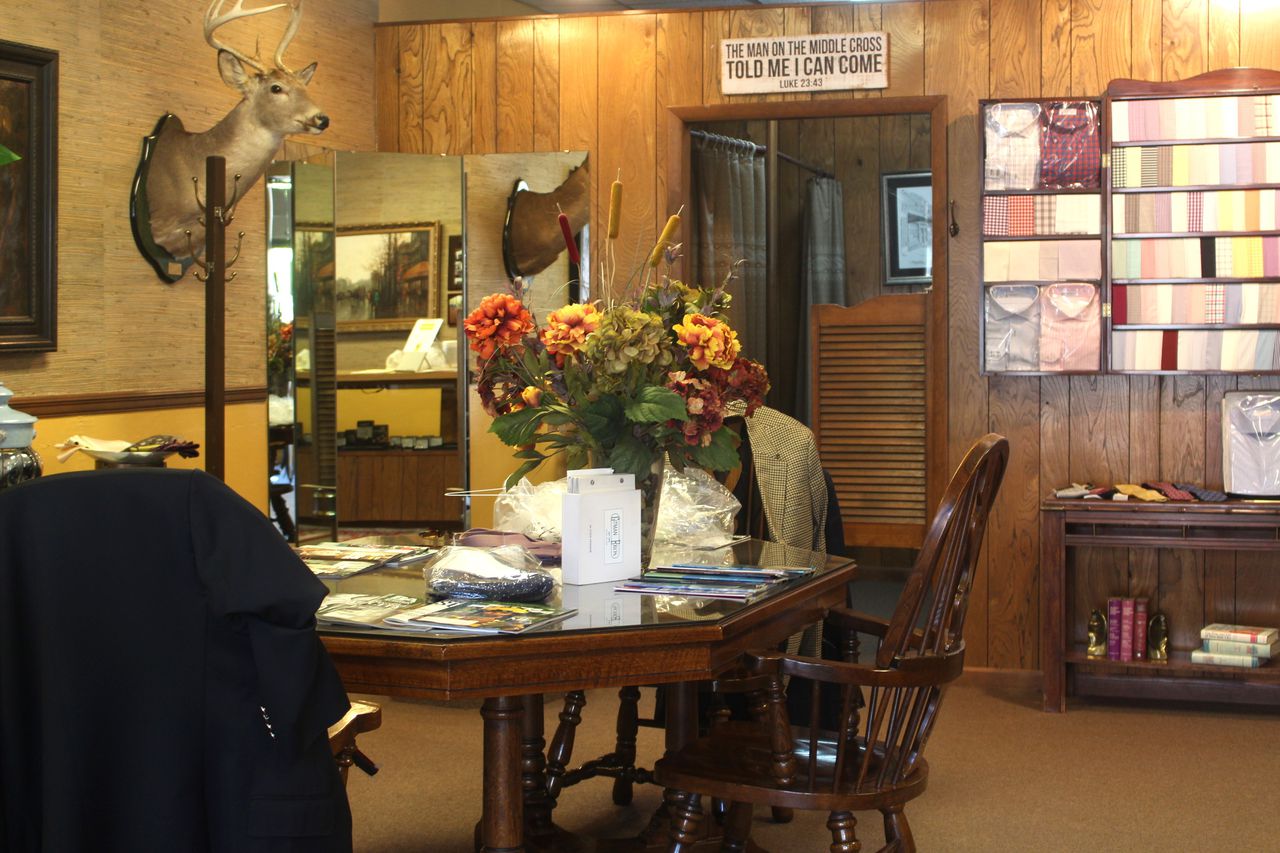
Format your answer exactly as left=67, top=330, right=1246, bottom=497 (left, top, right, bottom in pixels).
left=812, top=295, right=940, bottom=549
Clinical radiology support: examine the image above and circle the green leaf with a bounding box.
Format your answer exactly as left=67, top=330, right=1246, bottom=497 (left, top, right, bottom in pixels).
left=514, top=447, right=545, bottom=460
left=691, top=427, right=740, bottom=471
left=564, top=444, right=589, bottom=471
left=609, top=435, right=660, bottom=478
left=504, top=457, right=545, bottom=491
left=490, top=407, right=545, bottom=446
left=580, top=395, right=625, bottom=444
left=624, top=385, right=688, bottom=423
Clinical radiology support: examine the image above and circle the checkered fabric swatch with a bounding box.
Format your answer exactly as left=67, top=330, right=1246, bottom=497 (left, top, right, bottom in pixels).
left=1205, top=284, right=1226, bottom=324
left=1188, top=192, right=1203, bottom=231
left=1034, top=195, right=1056, bottom=234
left=1112, top=150, right=1127, bottom=187
left=1216, top=238, right=1234, bottom=277
left=982, top=196, right=1009, bottom=236
left=1008, top=196, right=1035, bottom=236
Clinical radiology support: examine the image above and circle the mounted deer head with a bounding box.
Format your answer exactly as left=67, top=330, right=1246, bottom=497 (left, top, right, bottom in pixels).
left=131, top=0, right=328, bottom=282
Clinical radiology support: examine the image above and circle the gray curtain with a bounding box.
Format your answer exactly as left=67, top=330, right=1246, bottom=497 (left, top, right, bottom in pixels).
left=693, top=134, right=767, bottom=363
left=797, top=176, right=846, bottom=422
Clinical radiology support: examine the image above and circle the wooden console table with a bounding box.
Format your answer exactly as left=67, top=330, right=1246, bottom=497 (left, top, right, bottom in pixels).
left=1041, top=498, right=1280, bottom=712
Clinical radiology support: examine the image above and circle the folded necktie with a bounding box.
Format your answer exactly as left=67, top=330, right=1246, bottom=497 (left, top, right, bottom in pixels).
left=1174, top=483, right=1229, bottom=502
left=1142, top=481, right=1195, bottom=502
left=1115, top=484, right=1168, bottom=502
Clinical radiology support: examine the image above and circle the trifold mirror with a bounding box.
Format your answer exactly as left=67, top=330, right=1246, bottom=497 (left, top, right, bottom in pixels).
left=266, top=149, right=589, bottom=540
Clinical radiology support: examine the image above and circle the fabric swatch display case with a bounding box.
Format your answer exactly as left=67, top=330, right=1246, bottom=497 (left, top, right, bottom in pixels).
left=1106, top=69, right=1280, bottom=373
left=980, top=98, right=1105, bottom=374
left=980, top=69, right=1280, bottom=376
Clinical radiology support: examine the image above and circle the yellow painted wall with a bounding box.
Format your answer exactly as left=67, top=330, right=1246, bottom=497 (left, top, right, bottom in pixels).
left=30, top=402, right=268, bottom=512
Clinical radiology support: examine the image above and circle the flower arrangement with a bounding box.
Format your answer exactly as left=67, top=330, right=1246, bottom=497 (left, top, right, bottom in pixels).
left=266, top=314, right=294, bottom=385
left=464, top=184, right=769, bottom=492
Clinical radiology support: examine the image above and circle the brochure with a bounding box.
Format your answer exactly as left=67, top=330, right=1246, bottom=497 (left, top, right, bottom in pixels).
left=383, top=599, right=577, bottom=634
left=317, top=593, right=422, bottom=627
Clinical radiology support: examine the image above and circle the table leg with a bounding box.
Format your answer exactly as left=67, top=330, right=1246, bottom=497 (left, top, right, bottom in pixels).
left=481, top=696, right=525, bottom=853
left=521, top=694, right=555, bottom=834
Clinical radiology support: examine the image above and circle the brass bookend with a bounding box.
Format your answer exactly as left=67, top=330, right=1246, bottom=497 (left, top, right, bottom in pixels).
left=1148, top=612, right=1169, bottom=662
left=1086, top=608, right=1108, bottom=659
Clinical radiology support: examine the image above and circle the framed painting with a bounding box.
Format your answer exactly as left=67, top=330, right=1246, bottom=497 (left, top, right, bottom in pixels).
left=881, top=170, right=932, bottom=287
left=0, top=40, right=57, bottom=351
left=333, top=223, right=439, bottom=332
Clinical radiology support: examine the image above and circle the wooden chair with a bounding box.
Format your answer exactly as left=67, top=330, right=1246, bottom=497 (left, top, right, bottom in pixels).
left=327, top=700, right=382, bottom=786
left=653, top=433, right=1008, bottom=853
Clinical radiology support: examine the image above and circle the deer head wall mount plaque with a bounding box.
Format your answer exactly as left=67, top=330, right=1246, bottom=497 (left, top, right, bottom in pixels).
left=130, top=0, right=328, bottom=283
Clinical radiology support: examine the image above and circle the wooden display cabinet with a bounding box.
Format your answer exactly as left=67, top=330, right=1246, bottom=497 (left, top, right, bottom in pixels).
left=1041, top=498, right=1280, bottom=712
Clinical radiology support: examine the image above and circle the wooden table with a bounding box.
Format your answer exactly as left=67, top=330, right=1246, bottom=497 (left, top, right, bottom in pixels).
left=1041, top=498, right=1280, bottom=712
left=319, top=539, right=855, bottom=852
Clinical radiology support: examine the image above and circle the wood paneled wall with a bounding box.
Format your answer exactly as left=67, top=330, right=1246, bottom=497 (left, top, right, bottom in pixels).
left=2, top=0, right=377, bottom=397
left=377, top=1, right=1280, bottom=669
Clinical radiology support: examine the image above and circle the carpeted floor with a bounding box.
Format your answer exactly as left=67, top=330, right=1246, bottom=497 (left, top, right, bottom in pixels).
left=343, top=676, right=1280, bottom=852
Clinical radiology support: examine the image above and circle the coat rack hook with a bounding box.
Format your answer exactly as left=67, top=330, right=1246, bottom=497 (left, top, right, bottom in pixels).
left=948, top=200, right=960, bottom=237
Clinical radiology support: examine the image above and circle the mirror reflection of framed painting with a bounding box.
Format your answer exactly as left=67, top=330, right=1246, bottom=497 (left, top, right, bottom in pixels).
left=333, top=223, right=439, bottom=331
left=292, top=227, right=334, bottom=319
left=882, top=170, right=933, bottom=287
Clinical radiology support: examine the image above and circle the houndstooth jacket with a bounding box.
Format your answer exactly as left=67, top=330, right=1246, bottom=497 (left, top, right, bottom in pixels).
left=729, top=401, right=829, bottom=553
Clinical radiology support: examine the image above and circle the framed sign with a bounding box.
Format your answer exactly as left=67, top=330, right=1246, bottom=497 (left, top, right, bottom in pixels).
left=881, top=171, right=933, bottom=287
left=0, top=40, right=57, bottom=351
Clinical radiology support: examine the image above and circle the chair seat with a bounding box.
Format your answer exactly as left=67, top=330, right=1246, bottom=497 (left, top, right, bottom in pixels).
left=654, top=721, right=928, bottom=813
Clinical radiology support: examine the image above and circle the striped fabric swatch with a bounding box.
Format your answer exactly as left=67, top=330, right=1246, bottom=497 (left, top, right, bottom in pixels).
left=1111, top=236, right=1280, bottom=279
left=1112, top=190, right=1280, bottom=234
left=1112, top=95, right=1280, bottom=143
left=1112, top=329, right=1280, bottom=371
left=1111, top=284, right=1280, bottom=325
left=1111, top=142, right=1280, bottom=188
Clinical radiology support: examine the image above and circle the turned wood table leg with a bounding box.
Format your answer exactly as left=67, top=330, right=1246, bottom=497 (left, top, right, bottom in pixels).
left=481, top=696, right=525, bottom=853
left=545, top=690, right=586, bottom=799
left=521, top=693, right=555, bottom=835
left=612, top=685, right=641, bottom=805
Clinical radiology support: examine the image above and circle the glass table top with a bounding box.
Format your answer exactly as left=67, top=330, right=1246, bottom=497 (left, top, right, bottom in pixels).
left=318, top=537, right=853, bottom=641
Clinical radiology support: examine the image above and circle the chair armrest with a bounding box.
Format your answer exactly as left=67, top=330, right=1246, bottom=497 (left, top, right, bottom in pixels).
left=711, top=652, right=784, bottom=694
left=778, top=646, right=965, bottom=690
left=827, top=607, right=890, bottom=637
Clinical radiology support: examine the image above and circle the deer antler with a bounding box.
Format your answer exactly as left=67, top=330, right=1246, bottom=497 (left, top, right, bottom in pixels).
left=272, top=0, right=304, bottom=76
left=204, top=0, right=287, bottom=73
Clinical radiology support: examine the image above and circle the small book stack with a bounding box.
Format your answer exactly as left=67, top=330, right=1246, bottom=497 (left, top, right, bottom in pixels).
left=1105, top=597, right=1150, bottom=662
left=1191, top=623, right=1280, bottom=668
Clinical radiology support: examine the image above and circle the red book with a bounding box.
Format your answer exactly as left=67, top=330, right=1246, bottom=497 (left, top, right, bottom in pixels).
left=1107, top=597, right=1123, bottom=661
left=1134, top=598, right=1149, bottom=661
left=1121, top=598, right=1136, bottom=661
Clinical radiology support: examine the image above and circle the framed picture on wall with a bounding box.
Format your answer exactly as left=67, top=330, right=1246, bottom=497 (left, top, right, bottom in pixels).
left=881, top=171, right=932, bottom=287
left=0, top=40, right=58, bottom=351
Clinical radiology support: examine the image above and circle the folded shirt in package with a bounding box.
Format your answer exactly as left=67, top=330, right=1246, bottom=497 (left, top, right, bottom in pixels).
left=422, top=544, right=556, bottom=602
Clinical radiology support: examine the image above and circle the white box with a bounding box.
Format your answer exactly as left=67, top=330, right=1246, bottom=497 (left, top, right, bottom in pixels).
left=561, top=483, right=641, bottom=585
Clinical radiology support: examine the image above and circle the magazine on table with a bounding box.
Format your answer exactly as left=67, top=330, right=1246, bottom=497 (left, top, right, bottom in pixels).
left=383, top=599, right=577, bottom=634
left=317, top=593, right=423, bottom=627
left=295, top=542, right=438, bottom=577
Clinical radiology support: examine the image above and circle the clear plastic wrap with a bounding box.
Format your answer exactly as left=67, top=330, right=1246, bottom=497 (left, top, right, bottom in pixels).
left=985, top=282, right=1100, bottom=373
left=983, top=100, right=1101, bottom=191
left=492, top=477, right=567, bottom=541
left=654, top=466, right=742, bottom=549
left=1223, top=392, right=1280, bottom=497
left=422, top=544, right=556, bottom=602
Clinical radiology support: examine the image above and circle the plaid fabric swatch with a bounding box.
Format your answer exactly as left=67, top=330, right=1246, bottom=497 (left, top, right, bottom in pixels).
left=1216, top=238, right=1234, bottom=276
left=1008, top=196, right=1035, bottom=236
left=982, top=196, right=1009, bottom=236
left=1205, top=284, right=1226, bottom=324
left=1034, top=195, right=1056, bottom=234
left=1188, top=192, right=1203, bottom=231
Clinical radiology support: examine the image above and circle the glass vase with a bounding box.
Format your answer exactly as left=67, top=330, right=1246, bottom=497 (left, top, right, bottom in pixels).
left=637, top=456, right=665, bottom=570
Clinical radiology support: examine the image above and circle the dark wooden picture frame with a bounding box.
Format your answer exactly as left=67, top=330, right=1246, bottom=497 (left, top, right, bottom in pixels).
left=881, top=170, right=932, bottom=287
left=0, top=39, right=57, bottom=352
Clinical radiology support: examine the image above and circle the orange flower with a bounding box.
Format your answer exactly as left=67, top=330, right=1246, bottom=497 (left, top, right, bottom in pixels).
left=540, top=303, right=601, bottom=359
left=464, top=294, right=534, bottom=360
left=672, top=313, right=740, bottom=371
left=521, top=385, right=543, bottom=407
